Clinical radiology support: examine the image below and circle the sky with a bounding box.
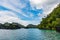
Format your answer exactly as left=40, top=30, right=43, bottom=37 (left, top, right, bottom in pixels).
left=0, top=0, right=59, bottom=26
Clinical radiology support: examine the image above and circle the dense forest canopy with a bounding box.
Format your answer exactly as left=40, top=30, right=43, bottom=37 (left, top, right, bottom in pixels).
left=0, top=22, right=25, bottom=29
left=26, top=24, right=37, bottom=28
left=37, top=4, right=60, bottom=30
left=0, top=22, right=37, bottom=29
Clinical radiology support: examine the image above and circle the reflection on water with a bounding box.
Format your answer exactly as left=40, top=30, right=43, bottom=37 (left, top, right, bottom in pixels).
left=0, top=28, right=60, bottom=40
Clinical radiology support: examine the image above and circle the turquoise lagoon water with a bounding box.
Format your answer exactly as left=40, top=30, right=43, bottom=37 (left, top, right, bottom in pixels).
left=0, top=28, right=60, bottom=40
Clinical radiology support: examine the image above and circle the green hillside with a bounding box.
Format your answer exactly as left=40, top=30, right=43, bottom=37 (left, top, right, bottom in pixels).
left=37, top=4, right=60, bottom=30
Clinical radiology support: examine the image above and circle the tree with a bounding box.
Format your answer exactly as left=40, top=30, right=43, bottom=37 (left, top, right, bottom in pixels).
left=37, top=4, right=60, bottom=30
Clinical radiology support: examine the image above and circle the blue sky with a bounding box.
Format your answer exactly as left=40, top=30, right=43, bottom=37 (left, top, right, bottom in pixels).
left=0, top=0, right=59, bottom=26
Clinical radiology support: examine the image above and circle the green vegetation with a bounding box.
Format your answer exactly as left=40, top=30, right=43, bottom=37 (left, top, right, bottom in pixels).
left=0, top=22, right=37, bottom=29
left=26, top=24, right=37, bottom=28
left=37, top=4, right=60, bottom=30
left=0, top=4, right=60, bottom=30
left=0, top=22, right=25, bottom=29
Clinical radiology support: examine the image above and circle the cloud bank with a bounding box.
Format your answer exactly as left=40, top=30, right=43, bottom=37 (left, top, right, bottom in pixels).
left=0, top=0, right=59, bottom=26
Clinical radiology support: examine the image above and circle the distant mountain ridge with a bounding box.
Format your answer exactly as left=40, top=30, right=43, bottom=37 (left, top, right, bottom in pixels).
left=26, top=24, right=37, bottom=28
left=0, top=22, right=37, bottom=29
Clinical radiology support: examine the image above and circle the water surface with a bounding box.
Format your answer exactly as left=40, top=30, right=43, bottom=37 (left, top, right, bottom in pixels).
left=0, top=28, right=60, bottom=40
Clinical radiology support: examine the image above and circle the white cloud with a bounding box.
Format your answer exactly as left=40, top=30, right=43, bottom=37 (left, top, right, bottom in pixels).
left=0, top=0, right=30, bottom=18
left=30, top=0, right=46, bottom=5
left=29, top=0, right=59, bottom=23
left=0, top=0, right=34, bottom=26
left=0, top=0, right=59, bottom=26
left=30, top=0, right=60, bottom=12
left=0, top=11, right=29, bottom=26
left=0, top=11, right=38, bottom=26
